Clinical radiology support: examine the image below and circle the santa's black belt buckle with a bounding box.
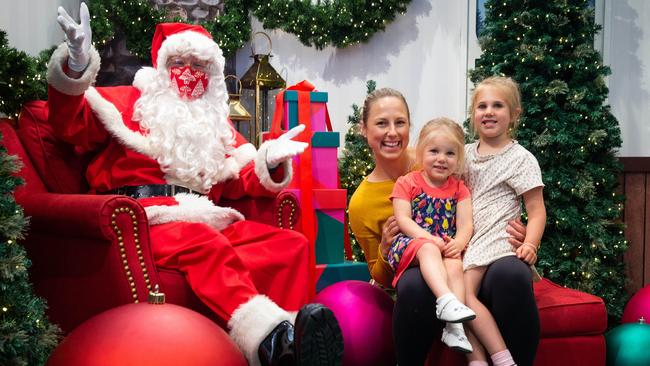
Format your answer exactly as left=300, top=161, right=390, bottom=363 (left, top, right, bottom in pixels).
left=104, top=184, right=202, bottom=198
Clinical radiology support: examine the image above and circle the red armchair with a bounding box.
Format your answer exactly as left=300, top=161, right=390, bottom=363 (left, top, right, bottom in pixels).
left=0, top=100, right=282, bottom=333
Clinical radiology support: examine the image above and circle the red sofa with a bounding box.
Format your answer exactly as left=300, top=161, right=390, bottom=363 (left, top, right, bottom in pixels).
left=1, top=101, right=607, bottom=365
left=0, top=101, right=283, bottom=332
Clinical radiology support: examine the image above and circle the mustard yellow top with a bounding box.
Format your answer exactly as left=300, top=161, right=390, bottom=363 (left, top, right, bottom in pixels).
left=348, top=178, right=396, bottom=288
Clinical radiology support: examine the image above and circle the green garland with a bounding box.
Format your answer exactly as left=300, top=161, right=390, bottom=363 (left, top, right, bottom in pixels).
left=252, top=0, right=412, bottom=49
left=88, top=0, right=411, bottom=63
left=89, top=0, right=251, bottom=62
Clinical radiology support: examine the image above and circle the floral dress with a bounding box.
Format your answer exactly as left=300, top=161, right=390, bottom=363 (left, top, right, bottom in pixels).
left=387, top=172, right=469, bottom=277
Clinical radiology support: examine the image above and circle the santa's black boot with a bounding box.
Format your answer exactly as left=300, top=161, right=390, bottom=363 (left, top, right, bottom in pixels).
left=258, top=303, right=343, bottom=366
left=294, top=303, right=343, bottom=365
left=258, top=320, right=296, bottom=366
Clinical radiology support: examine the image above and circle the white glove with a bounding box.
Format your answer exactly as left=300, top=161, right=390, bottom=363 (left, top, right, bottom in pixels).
left=57, top=3, right=92, bottom=72
left=265, top=124, right=309, bottom=169
left=205, top=206, right=245, bottom=231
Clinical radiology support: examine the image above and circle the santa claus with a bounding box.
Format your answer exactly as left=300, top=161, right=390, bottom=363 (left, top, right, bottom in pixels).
left=47, top=4, right=343, bottom=366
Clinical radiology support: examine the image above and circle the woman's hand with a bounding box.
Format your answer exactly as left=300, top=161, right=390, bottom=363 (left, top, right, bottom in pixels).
left=380, top=216, right=400, bottom=258
left=507, top=218, right=527, bottom=249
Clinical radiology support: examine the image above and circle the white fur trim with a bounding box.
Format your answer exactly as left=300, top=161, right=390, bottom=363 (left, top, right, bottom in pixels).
left=47, top=43, right=101, bottom=96
left=144, top=193, right=244, bottom=230
left=133, top=67, right=156, bottom=92
left=156, top=31, right=224, bottom=75
left=222, top=157, right=241, bottom=181
left=254, top=141, right=292, bottom=192
left=83, top=87, right=156, bottom=157
left=234, top=143, right=256, bottom=168
left=228, top=295, right=293, bottom=366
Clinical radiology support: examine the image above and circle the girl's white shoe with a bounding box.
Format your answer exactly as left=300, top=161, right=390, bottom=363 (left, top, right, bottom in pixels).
left=441, top=323, right=473, bottom=354
left=436, top=297, right=476, bottom=323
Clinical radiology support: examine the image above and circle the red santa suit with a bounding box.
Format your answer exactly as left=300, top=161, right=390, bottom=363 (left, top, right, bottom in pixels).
left=46, top=23, right=310, bottom=365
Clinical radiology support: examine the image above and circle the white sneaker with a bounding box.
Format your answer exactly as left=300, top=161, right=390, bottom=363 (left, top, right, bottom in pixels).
left=441, top=324, right=473, bottom=354
left=435, top=298, right=476, bottom=323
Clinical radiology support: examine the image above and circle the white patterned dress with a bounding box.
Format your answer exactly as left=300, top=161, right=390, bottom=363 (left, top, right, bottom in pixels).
left=463, top=141, right=544, bottom=270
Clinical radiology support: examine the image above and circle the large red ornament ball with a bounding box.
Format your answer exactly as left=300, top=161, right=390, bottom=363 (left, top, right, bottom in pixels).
left=622, top=285, right=650, bottom=324
left=314, top=280, right=395, bottom=366
left=47, top=302, right=246, bottom=366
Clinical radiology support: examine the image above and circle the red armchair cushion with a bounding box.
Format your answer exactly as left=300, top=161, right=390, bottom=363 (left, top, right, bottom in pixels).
left=17, top=100, right=91, bottom=193
left=534, top=278, right=607, bottom=337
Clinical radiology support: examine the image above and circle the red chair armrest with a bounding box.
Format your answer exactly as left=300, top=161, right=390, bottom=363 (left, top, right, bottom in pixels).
left=220, top=194, right=301, bottom=229
left=19, top=193, right=160, bottom=332
left=20, top=192, right=146, bottom=240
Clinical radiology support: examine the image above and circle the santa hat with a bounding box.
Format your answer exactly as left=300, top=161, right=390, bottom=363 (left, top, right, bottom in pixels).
left=151, top=23, right=224, bottom=73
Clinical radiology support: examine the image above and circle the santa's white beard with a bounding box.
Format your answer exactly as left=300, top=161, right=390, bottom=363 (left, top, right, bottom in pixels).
left=133, top=73, right=238, bottom=193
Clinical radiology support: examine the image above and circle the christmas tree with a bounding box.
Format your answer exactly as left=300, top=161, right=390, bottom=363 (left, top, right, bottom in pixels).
left=470, top=0, right=627, bottom=321
left=0, top=30, right=50, bottom=119
left=339, top=81, right=376, bottom=261
left=0, top=135, right=60, bottom=365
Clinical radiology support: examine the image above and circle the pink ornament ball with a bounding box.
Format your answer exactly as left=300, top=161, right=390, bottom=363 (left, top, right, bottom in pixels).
left=622, top=285, right=650, bottom=324
left=47, top=302, right=247, bottom=366
left=314, top=280, right=395, bottom=366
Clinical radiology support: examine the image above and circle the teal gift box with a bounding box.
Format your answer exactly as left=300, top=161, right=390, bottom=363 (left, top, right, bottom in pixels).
left=282, top=90, right=329, bottom=131
left=282, top=188, right=346, bottom=264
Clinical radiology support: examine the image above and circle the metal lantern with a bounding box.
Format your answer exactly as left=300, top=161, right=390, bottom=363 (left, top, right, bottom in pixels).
left=225, top=75, right=253, bottom=140
left=240, top=32, right=286, bottom=146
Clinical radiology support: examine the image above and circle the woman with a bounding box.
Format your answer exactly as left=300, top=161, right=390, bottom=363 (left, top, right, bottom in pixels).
left=348, top=88, right=539, bottom=366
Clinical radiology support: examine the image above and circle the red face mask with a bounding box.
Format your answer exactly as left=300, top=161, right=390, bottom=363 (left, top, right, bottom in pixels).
left=169, top=66, right=209, bottom=100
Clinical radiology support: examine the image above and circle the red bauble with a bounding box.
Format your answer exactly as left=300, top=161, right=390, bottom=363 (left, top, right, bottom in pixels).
left=622, top=285, right=650, bottom=324
left=47, top=302, right=246, bottom=366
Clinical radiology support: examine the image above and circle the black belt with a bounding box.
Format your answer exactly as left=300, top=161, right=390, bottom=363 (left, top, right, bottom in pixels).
left=104, top=184, right=204, bottom=199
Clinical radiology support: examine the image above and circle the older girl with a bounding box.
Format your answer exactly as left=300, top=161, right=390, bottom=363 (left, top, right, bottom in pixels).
left=463, top=76, right=546, bottom=366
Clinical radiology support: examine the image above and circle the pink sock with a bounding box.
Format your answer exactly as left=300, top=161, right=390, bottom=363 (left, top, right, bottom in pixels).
left=491, top=349, right=517, bottom=366
left=468, top=361, right=489, bottom=366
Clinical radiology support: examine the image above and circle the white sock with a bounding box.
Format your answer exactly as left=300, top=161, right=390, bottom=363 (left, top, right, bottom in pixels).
left=491, top=349, right=516, bottom=366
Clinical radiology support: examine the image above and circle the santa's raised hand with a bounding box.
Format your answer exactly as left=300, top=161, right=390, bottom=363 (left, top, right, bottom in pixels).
left=57, top=3, right=91, bottom=72
left=264, top=124, right=309, bottom=169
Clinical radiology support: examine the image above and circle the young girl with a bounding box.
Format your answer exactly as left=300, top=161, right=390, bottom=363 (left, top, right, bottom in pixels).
left=464, top=76, right=547, bottom=366
left=389, top=117, right=475, bottom=353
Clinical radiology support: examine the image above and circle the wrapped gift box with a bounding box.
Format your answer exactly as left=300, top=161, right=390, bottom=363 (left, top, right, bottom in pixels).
left=282, top=90, right=329, bottom=131
left=262, top=131, right=340, bottom=189
left=290, top=131, right=339, bottom=189
left=282, top=188, right=346, bottom=264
